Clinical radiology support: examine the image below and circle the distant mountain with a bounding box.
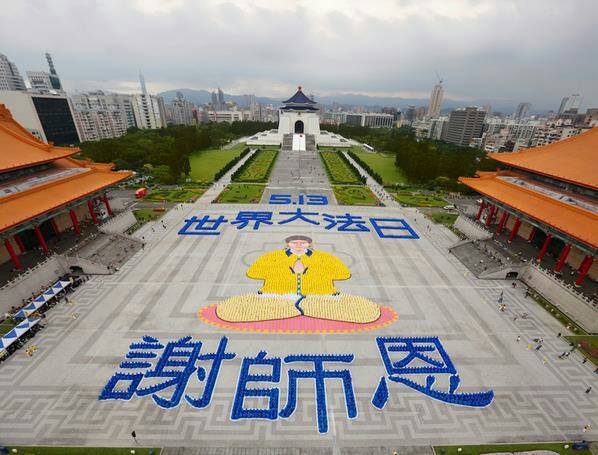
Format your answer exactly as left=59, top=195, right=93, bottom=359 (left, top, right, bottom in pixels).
left=158, top=88, right=521, bottom=113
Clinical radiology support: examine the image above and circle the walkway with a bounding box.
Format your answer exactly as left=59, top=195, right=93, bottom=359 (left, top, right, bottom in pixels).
left=261, top=148, right=337, bottom=204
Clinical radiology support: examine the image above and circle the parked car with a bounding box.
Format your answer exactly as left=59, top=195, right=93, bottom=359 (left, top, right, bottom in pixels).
left=443, top=204, right=456, bottom=210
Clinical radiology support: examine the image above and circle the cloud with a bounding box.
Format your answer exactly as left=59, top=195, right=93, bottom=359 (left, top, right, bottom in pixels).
left=1, top=0, right=597, bottom=110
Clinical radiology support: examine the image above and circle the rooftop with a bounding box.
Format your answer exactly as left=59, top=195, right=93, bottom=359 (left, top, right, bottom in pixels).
left=488, top=126, right=598, bottom=190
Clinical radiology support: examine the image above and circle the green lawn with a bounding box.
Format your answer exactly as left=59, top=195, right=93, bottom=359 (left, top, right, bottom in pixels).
left=233, top=149, right=278, bottom=183
left=333, top=185, right=380, bottom=206
left=394, top=191, right=447, bottom=207
left=319, top=151, right=362, bottom=184
left=434, top=442, right=591, bottom=455
left=351, top=150, right=407, bottom=185
left=215, top=184, right=266, bottom=203
left=188, top=144, right=246, bottom=183
left=429, top=212, right=458, bottom=227
left=145, top=188, right=205, bottom=203
left=7, top=448, right=160, bottom=455
left=565, top=335, right=598, bottom=366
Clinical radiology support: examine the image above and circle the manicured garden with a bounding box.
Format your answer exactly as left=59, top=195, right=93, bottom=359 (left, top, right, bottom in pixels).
left=433, top=442, right=591, bottom=455
left=428, top=212, right=458, bottom=228
left=393, top=190, right=447, bottom=207
left=319, top=151, right=363, bottom=185
left=232, top=149, right=278, bottom=183
left=351, top=149, right=407, bottom=185
left=333, top=185, right=380, bottom=206
left=188, top=144, right=246, bottom=183
left=215, top=184, right=266, bottom=204
left=5, top=448, right=161, bottom=455
left=145, top=188, right=205, bottom=203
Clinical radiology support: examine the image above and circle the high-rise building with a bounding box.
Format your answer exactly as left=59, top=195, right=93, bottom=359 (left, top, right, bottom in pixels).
left=444, top=107, right=487, bottom=147
left=0, top=90, right=80, bottom=144
left=515, top=102, right=531, bottom=120
left=403, top=105, right=417, bottom=124
left=26, top=71, right=53, bottom=93
left=0, top=53, right=26, bottom=91
left=167, top=92, right=194, bottom=125
left=217, top=87, right=224, bottom=107
left=558, top=94, right=583, bottom=115
left=26, top=53, right=64, bottom=94
left=45, top=53, right=62, bottom=91
left=428, top=83, right=443, bottom=118
left=71, top=91, right=136, bottom=141
left=211, top=91, right=217, bottom=107
left=132, top=72, right=166, bottom=129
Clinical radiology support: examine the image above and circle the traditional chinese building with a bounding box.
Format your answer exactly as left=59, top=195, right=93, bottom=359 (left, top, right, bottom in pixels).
left=0, top=104, right=132, bottom=270
left=459, top=127, right=598, bottom=286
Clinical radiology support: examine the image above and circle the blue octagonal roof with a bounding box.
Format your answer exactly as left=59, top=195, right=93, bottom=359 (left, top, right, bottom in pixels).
left=283, top=86, right=316, bottom=105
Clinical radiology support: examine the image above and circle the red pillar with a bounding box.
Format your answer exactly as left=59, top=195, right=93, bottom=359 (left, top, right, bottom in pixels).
left=102, top=194, right=113, bottom=217
left=88, top=199, right=98, bottom=225
left=527, top=226, right=537, bottom=242
left=4, top=238, right=21, bottom=270
left=496, top=212, right=508, bottom=234
left=536, top=234, right=552, bottom=262
left=475, top=201, right=486, bottom=221
left=508, top=218, right=522, bottom=243
left=13, top=234, right=25, bottom=254
left=50, top=217, right=60, bottom=235
left=554, top=244, right=571, bottom=273
left=69, top=209, right=81, bottom=235
left=575, top=255, right=594, bottom=286
left=485, top=205, right=495, bottom=227
left=34, top=225, right=49, bottom=254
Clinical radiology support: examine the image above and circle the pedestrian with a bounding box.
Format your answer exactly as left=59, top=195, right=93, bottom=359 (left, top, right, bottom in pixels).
left=516, top=336, right=521, bottom=342
left=131, top=430, right=138, bottom=443
left=559, top=352, right=566, bottom=359
left=585, top=386, right=592, bottom=394
left=535, top=344, right=542, bottom=351
left=557, top=332, right=561, bottom=338
left=565, top=351, right=570, bottom=357
left=542, top=357, right=547, bottom=365
left=582, top=358, right=588, bottom=364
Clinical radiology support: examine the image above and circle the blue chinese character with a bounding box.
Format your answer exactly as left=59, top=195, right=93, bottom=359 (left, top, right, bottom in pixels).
left=371, top=337, right=493, bottom=409
left=178, top=215, right=228, bottom=235
left=99, top=335, right=164, bottom=401
left=230, top=211, right=274, bottom=230
left=369, top=218, right=419, bottom=239
left=185, top=336, right=236, bottom=409
left=136, top=336, right=204, bottom=408
left=231, top=351, right=281, bottom=420
left=278, top=208, right=320, bottom=225
left=323, top=213, right=370, bottom=232
left=99, top=336, right=236, bottom=410
left=279, top=354, right=357, bottom=434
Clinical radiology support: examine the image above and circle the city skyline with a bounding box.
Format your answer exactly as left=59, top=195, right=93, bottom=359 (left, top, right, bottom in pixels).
left=1, top=0, right=597, bottom=110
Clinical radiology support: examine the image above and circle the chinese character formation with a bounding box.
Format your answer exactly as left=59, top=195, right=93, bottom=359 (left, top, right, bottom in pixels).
left=215, top=235, right=381, bottom=323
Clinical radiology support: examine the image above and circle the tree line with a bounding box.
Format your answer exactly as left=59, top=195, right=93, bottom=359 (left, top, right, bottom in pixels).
left=78, top=121, right=276, bottom=184
left=323, top=125, right=496, bottom=189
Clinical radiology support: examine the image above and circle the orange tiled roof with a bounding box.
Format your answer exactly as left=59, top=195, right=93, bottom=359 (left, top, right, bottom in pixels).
left=0, top=103, right=78, bottom=171
left=488, top=127, right=598, bottom=190
left=459, top=173, right=598, bottom=249
left=0, top=158, right=132, bottom=232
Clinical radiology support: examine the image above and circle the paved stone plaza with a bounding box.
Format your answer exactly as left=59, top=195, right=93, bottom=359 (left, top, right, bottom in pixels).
left=0, top=151, right=597, bottom=450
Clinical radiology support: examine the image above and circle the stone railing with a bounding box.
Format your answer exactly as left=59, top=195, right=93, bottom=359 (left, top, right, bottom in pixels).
left=453, top=214, right=493, bottom=241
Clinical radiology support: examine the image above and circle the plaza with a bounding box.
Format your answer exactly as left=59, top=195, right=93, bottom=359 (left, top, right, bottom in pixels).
left=1, top=165, right=597, bottom=449
left=1, top=90, right=597, bottom=453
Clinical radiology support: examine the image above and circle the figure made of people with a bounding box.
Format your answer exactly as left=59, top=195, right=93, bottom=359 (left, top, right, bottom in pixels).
left=216, top=235, right=381, bottom=323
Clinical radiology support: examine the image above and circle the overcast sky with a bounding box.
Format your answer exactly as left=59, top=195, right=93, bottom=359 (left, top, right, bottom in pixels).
left=2, top=0, right=597, bottom=109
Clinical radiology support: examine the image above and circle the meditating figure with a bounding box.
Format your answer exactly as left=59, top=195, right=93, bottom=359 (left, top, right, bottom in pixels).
left=215, top=235, right=380, bottom=323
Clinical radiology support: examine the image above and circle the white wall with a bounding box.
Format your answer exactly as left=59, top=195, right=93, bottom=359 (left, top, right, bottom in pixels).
left=0, top=91, right=46, bottom=141
left=454, top=215, right=493, bottom=240
left=521, top=264, right=598, bottom=333
left=277, top=111, right=320, bottom=136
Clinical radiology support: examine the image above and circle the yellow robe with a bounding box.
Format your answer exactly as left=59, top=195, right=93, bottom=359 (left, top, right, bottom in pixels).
left=246, top=249, right=350, bottom=295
